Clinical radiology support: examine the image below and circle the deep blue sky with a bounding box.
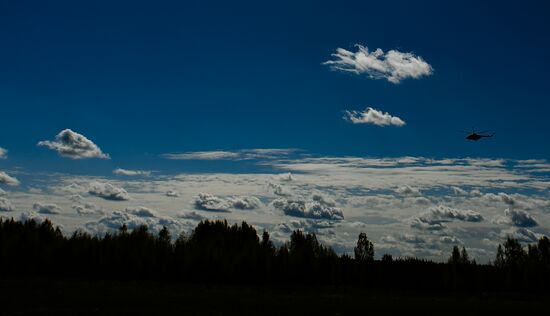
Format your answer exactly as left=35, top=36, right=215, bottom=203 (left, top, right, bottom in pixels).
left=1, top=0, right=550, bottom=173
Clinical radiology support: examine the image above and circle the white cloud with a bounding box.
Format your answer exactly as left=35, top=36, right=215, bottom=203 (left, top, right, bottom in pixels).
left=450, top=186, right=469, bottom=196
left=193, top=193, right=262, bottom=212
left=344, top=107, right=406, bottom=127
left=88, top=182, right=130, bottom=201
left=113, top=168, right=152, bottom=177
left=439, top=235, right=464, bottom=245
left=323, top=44, right=433, bottom=84
left=228, top=196, right=262, bottom=210
left=267, top=182, right=291, bottom=196
left=73, top=201, right=103, bottom=215
left=0, top=171, right=20, bottom=186
left=0, top=188, right=6, bottom=196
left=84, top=210, right=185, bottom=237
left=178, top=211, right=206, bottom=221
left=395, top=185, right=421, bottom=196
left=163, top=148, right=297, bottom=161
left=126, top=206, right=159, bottom=218
left=271, top=193, right=344, bottom=220
left=0, top=197, right=14, bottom=212
left=19, top=211, right=48, bottom=224
left=166, top=190, right=180, bottom=197
left=194, top=193, right=231, bottom=212
left=496, top=208, right=538, bottom=227
left=38, top=129, right=109, bottom=159
left=411, top=205, right=483, bottom=230
left=274, top=219, right=335, bottom=236
left=0, top=147, right=7, bottom=159
left=496, top=227, right=540, bottom=243
left=33, top=202, right=62, bottom=214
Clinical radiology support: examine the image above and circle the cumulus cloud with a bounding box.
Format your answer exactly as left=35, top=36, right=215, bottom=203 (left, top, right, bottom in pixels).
left=271, top=193, right=344, bottom=220
left=323, top=44, right=433, bottom=84
left=469, top=189, right=483, bottom=197
left=126, top=206, right=159, bottom=218
left=73, top=203, right=103, bottom=215
left=344, top=107, right=406, bottom=127
left=0, top=147, right=7, bottom=159
left=178, top=211, right=206, bottom=221
left=405, top=196, right=432, bottom=206
left=267, top=182, right=291, bottom=196
left=482, top=192, right=516, bottom=206
left=84, top=210, right=184, bottom=237
left=496, top=227, right=540, bottom=243
left=193, top=193, right=262, bottom=212
left=228, top=196, right=262, bottom=210
left=0, top=197, right=14, bottom=212
left=0, top=171, right=20, bottom=186
left=33, top=202, right=62, bottom=214
left=395, top=185, right=421, bottom=196
left=113, top=168, right=152, bottom=176
left=450, top=186, right=469, bottom=196
left=38, top=129, right=110, bottom=159
left=439, top=235, right=464, bottom=245
left=70, top=194, right=103, bottom=215
left=496, top=208, right=538, bottom=227
left=19, top=211, right=48, bottom=224
left=163, top=148, right=297, bottom=161
left=194, top=193, right=231, bottom=212
left=166, top=190, right=180, bottom=197
left=88, top=182, right=130, bottom=201
left=411, top=205, right=483, bottom=230
left=274, top=219, right=335, bottom=236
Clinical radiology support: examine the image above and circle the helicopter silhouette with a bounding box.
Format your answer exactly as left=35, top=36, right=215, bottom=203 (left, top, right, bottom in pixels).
left=463, top=129, right=494, bottom=141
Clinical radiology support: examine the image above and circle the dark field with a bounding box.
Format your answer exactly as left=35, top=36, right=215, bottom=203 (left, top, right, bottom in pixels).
left=0, top=279, right=546, bottom=315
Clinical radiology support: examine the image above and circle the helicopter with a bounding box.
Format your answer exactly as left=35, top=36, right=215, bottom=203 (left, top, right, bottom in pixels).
left=463, top=129, right=494, bottom=141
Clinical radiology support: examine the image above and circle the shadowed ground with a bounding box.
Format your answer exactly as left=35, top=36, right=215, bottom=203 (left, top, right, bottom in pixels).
left=0, top=279, right=546, bottom=315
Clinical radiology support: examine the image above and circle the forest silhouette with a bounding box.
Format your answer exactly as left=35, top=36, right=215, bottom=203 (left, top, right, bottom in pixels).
left=1, top=217, right=549, bottom=293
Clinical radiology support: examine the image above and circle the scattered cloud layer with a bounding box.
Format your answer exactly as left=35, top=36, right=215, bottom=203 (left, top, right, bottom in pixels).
left=2, top=154, right=550, bottom=263
left=0, top=147, right=7, bottom=159
left=38, top=129, right=110, bottom=159
left=0, top=171, right=19, bottom=186
left=323, top=44, right=433, bottom=84
left=113, top=168, right=152, bottom=177
left=88, top=182, right=130, bottom=201
left=344, top=107, right=406, bottom=127
left=163, top=148, right=297, bottom=161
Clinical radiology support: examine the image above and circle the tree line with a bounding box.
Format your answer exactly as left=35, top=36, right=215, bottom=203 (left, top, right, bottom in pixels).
left=0, top=218, right=549, bottom=292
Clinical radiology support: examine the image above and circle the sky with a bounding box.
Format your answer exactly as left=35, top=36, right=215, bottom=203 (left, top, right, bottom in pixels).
left=1, top=0, right=550, bottom=262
